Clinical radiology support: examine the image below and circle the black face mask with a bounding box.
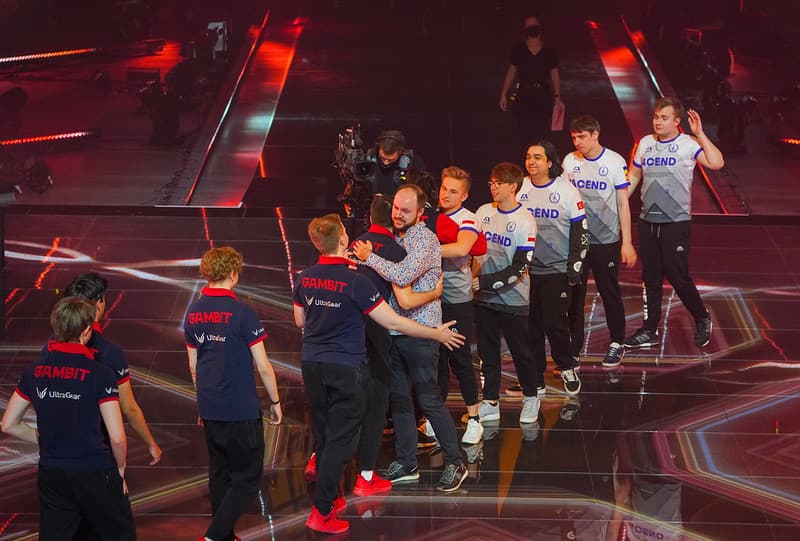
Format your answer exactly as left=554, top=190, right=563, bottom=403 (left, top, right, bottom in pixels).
left=526, top=25, right=542, bottom=38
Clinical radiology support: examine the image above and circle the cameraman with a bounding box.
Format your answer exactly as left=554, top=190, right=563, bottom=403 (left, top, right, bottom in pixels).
left=366, top=130, right=426, bottom=196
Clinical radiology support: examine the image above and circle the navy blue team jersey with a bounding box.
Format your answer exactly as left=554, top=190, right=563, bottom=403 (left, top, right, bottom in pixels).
left=88, top=322, right=130, bottom=386
left=184, top=287, right=267, bottom=422
left=293, top=256, right=384, bottom=367
left=16, top=342, right=119, bottom=470
left=353, top=224, right=406, bottom=300
left=41, top=322, right=130, bottom=386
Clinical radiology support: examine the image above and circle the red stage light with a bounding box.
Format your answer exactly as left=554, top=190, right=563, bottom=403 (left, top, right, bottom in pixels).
left=779, top=137, right=800, bottom=146
left=0, top=48, right=98, bottom=64
left=0, top=131, right=93, bottom=146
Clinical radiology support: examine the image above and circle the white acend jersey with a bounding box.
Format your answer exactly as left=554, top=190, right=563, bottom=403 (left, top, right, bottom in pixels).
left=562, top=147, right=629, bottom=245
left=632, top=133, right=702, bottom=223
left=473, top=202, right=536, bottom=308
left=442, top=206, right=479, bottom=304
left=517, top=176, right=585, bottom=275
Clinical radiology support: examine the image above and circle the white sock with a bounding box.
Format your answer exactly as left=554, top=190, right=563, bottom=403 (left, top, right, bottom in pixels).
left=361, top=470, right=373, bottom=481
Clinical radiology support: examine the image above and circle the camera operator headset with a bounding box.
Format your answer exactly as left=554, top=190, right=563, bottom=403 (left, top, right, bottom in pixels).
left=366, top=130, right=426, bottom=196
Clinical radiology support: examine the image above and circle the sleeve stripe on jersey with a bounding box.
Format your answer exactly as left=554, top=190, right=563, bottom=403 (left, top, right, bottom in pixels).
left=248, top=334, right=268, bottom=347
left=99, top=396, right=120, bottom=405
left=517, top=246, right=534, bottom=251
left=693, top=148, right=704, bottom=160
left=363, top=298, right=384, bottom=315
left=615, top=182, right=631, bottom=189
left=186, top=342, right=197, bottom=349
left=117, top=375, right=131, bottom=385
left=632, top=160, right=641, bottom=168
left=459, top=226, right=480, bottom=234
left=462, top=219, right=475, bottom=225
left=15, top=387, right=30, bottom=401
left=293, top=301, right=303, bottom=308
left=570, top=214, right=586, bottom=222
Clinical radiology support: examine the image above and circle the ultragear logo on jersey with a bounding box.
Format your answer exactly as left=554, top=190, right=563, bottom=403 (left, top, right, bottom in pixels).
left=35, top=386, right=81, bottom=400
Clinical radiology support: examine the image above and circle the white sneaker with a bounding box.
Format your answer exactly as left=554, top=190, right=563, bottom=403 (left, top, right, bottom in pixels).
left=461, top=418, right=484, bottom=445
left=519, top=396, right=540, bottom=424
left=477, top=400, right=500, bottom=422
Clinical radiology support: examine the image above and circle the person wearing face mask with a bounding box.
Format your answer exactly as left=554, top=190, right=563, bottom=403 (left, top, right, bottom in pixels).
left=499, top=14, right=564, bottom=157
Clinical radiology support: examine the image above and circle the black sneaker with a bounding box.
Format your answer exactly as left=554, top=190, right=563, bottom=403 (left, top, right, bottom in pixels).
left=417, top=421, right=439, bottom=449
left=623, top=328, right=659, bottom=348
left=695, top=316, right=712, bottom=347
left=435, top=463, right=468, bottom=493
left=383, top=461, right=419, bottom=484
left=602, top=342, right=625, bottom=368
left=561, top=368, right=581, bottom=396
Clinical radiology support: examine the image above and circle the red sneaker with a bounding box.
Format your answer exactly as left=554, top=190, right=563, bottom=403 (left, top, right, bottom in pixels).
left=305, top=507, right=350, bottom=534
left=353, top=474, right=392, bottom=497
left=304, top=453, right=317, bottom=482
left=333, top=495, right=347, bottom=514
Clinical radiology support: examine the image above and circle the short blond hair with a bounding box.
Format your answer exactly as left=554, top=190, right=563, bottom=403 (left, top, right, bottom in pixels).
left=308, top=214, right=344, bottom=255
left=200, top=246, right=243, bottom=282
left=441, top=165, right=471, bottom=191
left=51, top=296, right=95, bottom=342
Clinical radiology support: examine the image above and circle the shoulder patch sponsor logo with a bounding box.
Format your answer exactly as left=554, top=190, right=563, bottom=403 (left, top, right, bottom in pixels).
left=519, top=193, right=528, bottom=201
left=252, top=328, right=265, bottom=336
left=577, top=200, right=584, bottom=210
left=105, top=386, right=117, bottom=395
left=549, top=192, right=560, bottom=204
left=572, top=165, right=581, bottom=173
left=194, top=333, right=205, bottom=344
left=676, top=245, right=685, bottom=252
left=305, top=296, right=314, bottom=306
left=668, top=143, right=679, bottom=152
left=117, top=368, right=127, bottom=376
left=560, top=292, right=568, bottom=298
left=598, top=166, right=608, bottom=176
left=36, top=386, right=48, bottom=399
left=506, top=221, right=517, bottom=232
left=370, top=292, right=381, bottom=302
left=483, top=216, right=491, bottom=223
left=608, top=261, right=615, bottom=268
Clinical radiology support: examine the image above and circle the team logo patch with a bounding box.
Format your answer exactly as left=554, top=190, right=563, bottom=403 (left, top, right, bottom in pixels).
left=668, top=143, right=679, bottom=152
left=598, top=166, right=608, bottom=176
left=549, top=192, right=560, bottom=204
left=506, top=221, right=517, bottom=232
left=370, top=292, right=380, bottom=302
left=483, top=216, right=491, bottom=223
left=572, top=165, right=581, bottom=173
left=577, top=201, right=584, bottom=210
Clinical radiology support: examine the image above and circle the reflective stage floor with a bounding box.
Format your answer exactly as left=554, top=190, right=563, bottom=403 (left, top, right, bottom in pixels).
left=1, top=210, right=799, bottom=540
